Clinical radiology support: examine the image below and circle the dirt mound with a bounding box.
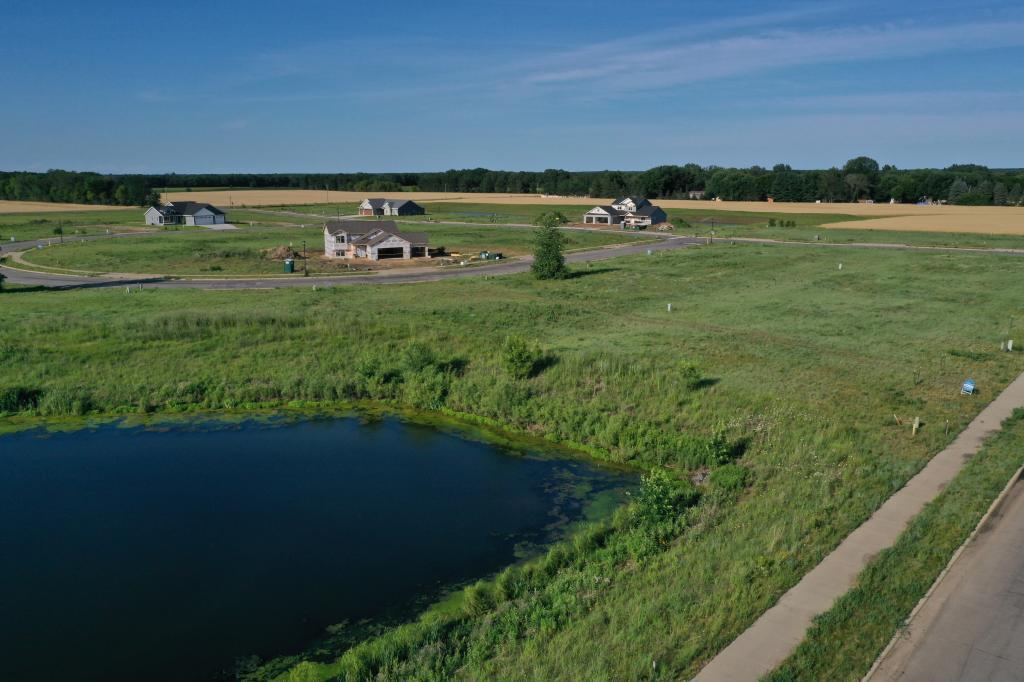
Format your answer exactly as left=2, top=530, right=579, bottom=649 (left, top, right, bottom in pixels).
left=263, top=245, right=300, bottom=260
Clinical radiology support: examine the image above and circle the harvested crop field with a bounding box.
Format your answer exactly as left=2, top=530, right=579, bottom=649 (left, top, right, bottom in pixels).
left=0, top=200, right=124, bottom=213
left=163, top=191, right=1024, bottom=235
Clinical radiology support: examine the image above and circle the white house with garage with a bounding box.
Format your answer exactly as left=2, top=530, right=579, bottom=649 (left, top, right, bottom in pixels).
left=358, top=198, right=426, bottom=216
left=145, top=201, right=227, bottom=226
left=583, top=196, right=667, bottom=228
left=323, top=219, right=430, bottom=260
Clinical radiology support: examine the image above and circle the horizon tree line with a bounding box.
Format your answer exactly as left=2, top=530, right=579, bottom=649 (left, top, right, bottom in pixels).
left=1, top=158, right=1022, bottom=208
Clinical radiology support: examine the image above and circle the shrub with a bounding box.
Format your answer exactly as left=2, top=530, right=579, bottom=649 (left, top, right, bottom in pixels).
left=401, top=341, right=436, bottom=373
left=463, top=581, right=495, bottom=617
left=633, top=468, right=699, bottom=527
left=532, top=211, right=569, bottom=227
left=709, top=463, right=749, bottom=492
left=0, top=386, right=41, bottom=413
left=501, top=336, right=541, bottom=379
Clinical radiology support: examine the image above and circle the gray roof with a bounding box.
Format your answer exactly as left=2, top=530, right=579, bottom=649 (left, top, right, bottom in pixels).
left=362, top=198, right=388, bottom=209
left=324, top=219, right=427, bottom=245
left=632, top=205, right=663, bottom=217
left=385, top=199, right=417, bottom=209
left=164, top=201, right=225, bottom=216
left=325, top=218, right=394, bottom=236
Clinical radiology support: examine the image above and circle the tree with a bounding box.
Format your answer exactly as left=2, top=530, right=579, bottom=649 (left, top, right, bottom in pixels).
left=948, top=178, right=969, bottom=203
left=1008, top=184, right=1023, bottom=206
left=0, top=270, right=5, bottom=291
left=993, top=182, right=1008, bottom=206
left=844, top=173, right=870, bottom=201
left=531, top=216, right=569, bottom=280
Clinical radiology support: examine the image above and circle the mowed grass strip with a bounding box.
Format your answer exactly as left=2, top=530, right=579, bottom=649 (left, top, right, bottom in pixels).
left=17, top=223, right=652, bottom=275
left=2, top=245, right=1022, bottom=678
left=764, top=410, right=1024, bottom=682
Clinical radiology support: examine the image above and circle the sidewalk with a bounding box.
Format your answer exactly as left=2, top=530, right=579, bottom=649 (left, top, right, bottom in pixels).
left=692, top=371, right=1024, bottom=681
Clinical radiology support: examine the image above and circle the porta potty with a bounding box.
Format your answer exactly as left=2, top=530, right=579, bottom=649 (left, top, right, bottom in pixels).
left=283, top=258, right=294, bottom=273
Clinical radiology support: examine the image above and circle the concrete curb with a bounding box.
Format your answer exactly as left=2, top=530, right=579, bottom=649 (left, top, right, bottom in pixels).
left=862, top=462, right=1024, bottom=681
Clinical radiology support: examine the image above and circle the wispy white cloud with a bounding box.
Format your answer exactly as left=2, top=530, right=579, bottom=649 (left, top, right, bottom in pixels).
left=513, top=19, right=1024, bottom=94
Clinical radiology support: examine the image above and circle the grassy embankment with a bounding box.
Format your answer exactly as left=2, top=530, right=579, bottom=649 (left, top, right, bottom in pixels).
left=766, top=410, right=1024, bottom=681
left=1, top=243, right=1022, bottom=679
left=16, top=223, right=652, bottom=276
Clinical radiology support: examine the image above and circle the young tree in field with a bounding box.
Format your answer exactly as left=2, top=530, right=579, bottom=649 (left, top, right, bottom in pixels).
left=532, top=214, right=569, bottom=280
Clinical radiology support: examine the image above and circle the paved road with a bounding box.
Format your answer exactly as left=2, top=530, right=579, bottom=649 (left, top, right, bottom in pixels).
left=0, top=235, right=700, bottom=290
left=868, top=473, right=1024, bottom=682
left=693, top=371, right=1024, bottom=682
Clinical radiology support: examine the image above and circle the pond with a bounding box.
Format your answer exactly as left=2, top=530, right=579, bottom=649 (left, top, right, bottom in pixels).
left=0, top=415, right=634, bottom=682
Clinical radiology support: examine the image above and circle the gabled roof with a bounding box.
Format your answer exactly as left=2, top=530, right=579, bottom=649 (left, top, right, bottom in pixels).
left=325, top=218, right=393, bottom=236
left=165, top=201, right=225, bottom=216
left=631, top=205, right=663, bottom=217
left=586, top=205, right=623, bottom=215
left=613, top=196, right=650, bottom=207
left=361, top=198, right=387, bottom=209
left=324, top=219, right=427, bottom=245
left=384, top=199, right=420, bottom=209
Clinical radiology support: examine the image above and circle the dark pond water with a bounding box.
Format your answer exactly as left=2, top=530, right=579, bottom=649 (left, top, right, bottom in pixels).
left=0, top=415, right=632, bottom=682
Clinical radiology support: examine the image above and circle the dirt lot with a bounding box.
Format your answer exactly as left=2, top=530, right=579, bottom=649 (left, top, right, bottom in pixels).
left=163, top=191, right=1024, bottom=234
left=0, top=200, right=124, bottom=213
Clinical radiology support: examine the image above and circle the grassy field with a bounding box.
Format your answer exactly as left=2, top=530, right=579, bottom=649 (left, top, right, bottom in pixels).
left=2, top=244, right=1023, bottom=678
left=15, top=223, right=653, bottom=276
left=0, top=207, right=147, bottom=242
left=765, top=410, right=1024, bottom=681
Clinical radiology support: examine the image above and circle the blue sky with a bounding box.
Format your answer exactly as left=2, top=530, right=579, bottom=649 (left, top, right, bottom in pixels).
left=3, top=0, right=1023, bottom=172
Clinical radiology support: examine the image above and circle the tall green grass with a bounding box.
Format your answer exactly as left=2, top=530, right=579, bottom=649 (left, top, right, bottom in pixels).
left=1, top=244, right=1022, bottom=678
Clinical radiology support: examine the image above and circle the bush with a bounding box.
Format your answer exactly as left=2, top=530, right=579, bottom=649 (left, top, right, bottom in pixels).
left=401, top=341, right=436, bottom=373
left=633, top=468, right=699, bottom=527
left=501, top=336, right=540, bottom=379
left=463, top=581, right=495, bottom=617
left=0, top=386, right=41, bottom=413
left=709, top=463, right=749, bottom=492
left=532, top=211, right=569, bottom=227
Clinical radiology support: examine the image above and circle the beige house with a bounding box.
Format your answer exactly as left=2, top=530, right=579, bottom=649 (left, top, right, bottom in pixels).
left=324, top=219, right=429, bottom=260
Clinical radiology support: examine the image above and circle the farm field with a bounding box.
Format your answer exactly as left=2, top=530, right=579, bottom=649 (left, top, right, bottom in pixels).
left=0, top=200, right=124, bottom=213
left=2, top=244, right=1023, bottom=679
left=15, top=223, right=653, bottom=276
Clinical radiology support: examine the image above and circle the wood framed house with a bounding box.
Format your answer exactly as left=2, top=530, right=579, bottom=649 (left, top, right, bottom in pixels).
left=324, top=219, right=429, bottom=260
left=145, top=202, right=227, bottom=226
left=358, top=198, right=426, bottom=216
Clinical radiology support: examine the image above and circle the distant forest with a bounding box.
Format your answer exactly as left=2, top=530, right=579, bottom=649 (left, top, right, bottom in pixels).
left=2, top=158, right=1023, bottom=207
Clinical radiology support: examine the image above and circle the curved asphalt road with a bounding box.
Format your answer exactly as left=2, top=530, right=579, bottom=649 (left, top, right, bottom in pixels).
left=0, top=235, right=702, bottom=290
left=4, top=225, right=1024, bottom=292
